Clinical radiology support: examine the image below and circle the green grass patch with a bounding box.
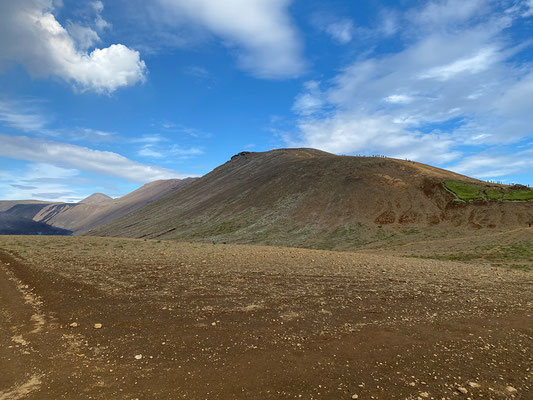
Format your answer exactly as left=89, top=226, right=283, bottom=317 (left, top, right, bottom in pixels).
left=485, top=188, right=503, bottom=200
left=502, top=190, right=533, bottom=201
left=443, top=180, right=483, bottom=201
left=443, top=180, right=533, bottom=202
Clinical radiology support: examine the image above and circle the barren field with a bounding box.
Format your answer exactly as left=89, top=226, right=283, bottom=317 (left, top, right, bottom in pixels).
left=0, top=236, right=532, bottom=399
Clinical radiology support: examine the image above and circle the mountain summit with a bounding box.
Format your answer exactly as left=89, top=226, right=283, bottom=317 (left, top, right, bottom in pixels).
left=80, top=193, right=112, bottom=204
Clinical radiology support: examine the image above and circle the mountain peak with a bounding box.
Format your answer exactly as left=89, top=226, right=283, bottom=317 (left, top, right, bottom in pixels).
left=80, top=193, right=112, bottom=204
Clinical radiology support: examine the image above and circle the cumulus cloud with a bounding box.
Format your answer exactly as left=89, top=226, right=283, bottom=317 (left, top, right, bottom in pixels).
left=157, top=0, right=304, bottom=78
left=287, top=1, right=533, bottom=177
left=0, top=0, right=146, bottom=93
left=0, top=134, right=187, bottom=182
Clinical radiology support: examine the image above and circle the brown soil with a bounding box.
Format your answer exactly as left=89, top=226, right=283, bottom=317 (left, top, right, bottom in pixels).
left=0, top=235, right=531, bottom=399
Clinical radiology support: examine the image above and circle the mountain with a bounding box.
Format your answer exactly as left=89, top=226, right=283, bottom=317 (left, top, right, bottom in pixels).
left=1, top=178, right=196, bottom=235
left=31, top=178, right=196, bottom=234
left=80, top=193, right=112, bottom=204
left=0, top=200, right=54, bottom=213
left=88, top=148, right=533, bottom=249
left=0, top=213, right=71, bottom=235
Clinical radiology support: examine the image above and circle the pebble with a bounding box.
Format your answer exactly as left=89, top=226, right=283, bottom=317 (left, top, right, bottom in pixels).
left=468, top=382, right=481, bottom=388
left=69, top=322, right=78, bottom=328
left=93, top=323, right=103, bottom=329
left=506, top=386, right=517, bottom=393
left=134, top=354, right=143, bottom=360
left=351, top=395, right=358, bottom=399
left=457, top=387, right=468, bottom=394
left=419, top=392, right=429, bottom=398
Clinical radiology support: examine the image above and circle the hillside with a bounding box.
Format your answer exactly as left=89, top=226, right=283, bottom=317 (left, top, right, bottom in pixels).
left=0, top=213, right=71, bottom=235
left=0, top=200, right=54, bottom=213
left=89, top=148, right=533, bottom=248
left=31, top=178, right=196, bottom=234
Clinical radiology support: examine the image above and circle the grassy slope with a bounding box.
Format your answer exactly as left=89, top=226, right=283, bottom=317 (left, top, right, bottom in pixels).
left=443, top=180, right=533, bottom=202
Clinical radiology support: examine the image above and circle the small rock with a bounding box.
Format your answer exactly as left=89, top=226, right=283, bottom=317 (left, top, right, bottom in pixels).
left=351, top=395, right=358, bottom=399
left=506, top=386, right=517, bottom=393
left=468, top=382, right=481, bottom=388
left=419, top=392, right=429, bottom=398
left=134, top=354, right=143, bottom=360
left=211, top=322, right=217, bottom=326
left=69, top=322, right=78, bottom=328
left=457, top=387, right=468, bottom=394
left=93, top=323, right=102, bottom=329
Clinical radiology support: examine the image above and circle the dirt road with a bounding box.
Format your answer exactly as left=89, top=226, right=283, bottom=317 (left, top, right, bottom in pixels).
left=0, top=236, right=531, bottom=399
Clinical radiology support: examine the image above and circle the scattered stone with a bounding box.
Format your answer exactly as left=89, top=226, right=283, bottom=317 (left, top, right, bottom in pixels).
left=93, top=323, right=102, bottom=329
left=134, top=354, right=143, bottom=360
left=457, top=387, right=468, bottom=394
left=419, top=392, right=429, bottom=398
left=351, top=395, right=358, bottom=399
left=69, top=322, right=78, bottom=328
left=468, top=382, right=481, bottom=388
left=506, top=386, right=517, bottom=393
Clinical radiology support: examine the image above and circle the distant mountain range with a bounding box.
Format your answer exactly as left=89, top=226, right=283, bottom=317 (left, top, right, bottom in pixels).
left=0, top=178, right=196, bottom=235
left=1, top=149, right=532, bottom=247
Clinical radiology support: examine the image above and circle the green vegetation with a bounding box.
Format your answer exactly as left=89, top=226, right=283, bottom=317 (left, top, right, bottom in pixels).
left=443, top=180, right=483, bottom=201
left=503, top=190, right=533, bottom=201
left=443, top=180, right=533, bottom=202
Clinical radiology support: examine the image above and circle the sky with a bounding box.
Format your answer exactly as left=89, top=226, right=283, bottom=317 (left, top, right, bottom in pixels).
left=1, top=0, right=533, bottom=202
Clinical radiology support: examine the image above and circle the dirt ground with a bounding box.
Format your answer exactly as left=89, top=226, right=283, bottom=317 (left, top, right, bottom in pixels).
left=0, top=236, right=531, bottom=400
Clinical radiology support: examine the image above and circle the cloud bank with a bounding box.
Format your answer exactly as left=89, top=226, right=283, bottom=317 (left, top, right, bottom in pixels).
left=0, top=134, right=186, bottom=182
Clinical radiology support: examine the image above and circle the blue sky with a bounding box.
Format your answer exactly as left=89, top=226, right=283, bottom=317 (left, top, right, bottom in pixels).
left=1, top=0, right=533, bottom=202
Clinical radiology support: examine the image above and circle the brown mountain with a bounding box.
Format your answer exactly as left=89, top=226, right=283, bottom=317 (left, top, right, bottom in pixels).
left=30, top=178, right=196, bottom=234
left=80, top=193, right=112, bottom=204
left=88, top=148, right=533, bottom=249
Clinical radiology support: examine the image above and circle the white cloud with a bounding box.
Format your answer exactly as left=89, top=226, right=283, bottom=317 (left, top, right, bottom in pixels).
left=385, top=94, right=414, bottom=104
left=0, top=163, right=84, bottom=202
left=138, top=142, right=204, bottom=159
left=67, top=22, right=101, bottom=51
left=311, top=13, right=355, bottom=44
left=292, top=81, right=324, bottom=115
left=323, top=19, right=354, bottom=44
left=0, top=134, right=187, bottom=182
left=419, top=47, right=499, bottom=81
left=450, top=147, right=533, bottom=178
left=523, top=0, right=533, bottom=17
left=157, top=0, right=304, bottom=78
left=0, top=0, right=146, bottom=93
left=410, top=0, right=490, bottom=28
left=0, top=100, right=49, bottom=131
